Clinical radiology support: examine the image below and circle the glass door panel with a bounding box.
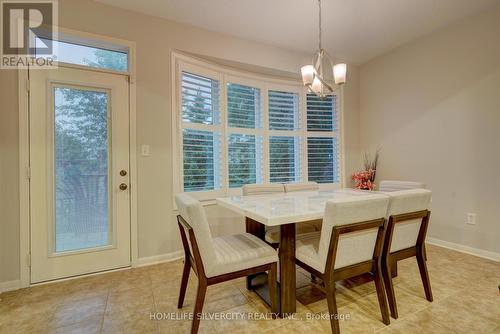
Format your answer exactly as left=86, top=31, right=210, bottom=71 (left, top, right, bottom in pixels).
left=54, top=86, right=111, bottom=253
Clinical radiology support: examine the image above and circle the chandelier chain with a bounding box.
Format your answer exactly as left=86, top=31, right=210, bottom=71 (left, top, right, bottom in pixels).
left=318, top=0, right=322, bottom=50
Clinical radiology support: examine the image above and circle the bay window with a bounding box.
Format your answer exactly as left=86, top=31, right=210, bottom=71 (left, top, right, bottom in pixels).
left=173, top=54, right=342, bottom=200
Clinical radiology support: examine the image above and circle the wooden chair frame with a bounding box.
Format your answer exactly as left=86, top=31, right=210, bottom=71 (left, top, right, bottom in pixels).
left=177, top=215, right=279, bottom=334
left=296, top=218, right=390, bottom=334
left=381, top=210, right=433, bottom=319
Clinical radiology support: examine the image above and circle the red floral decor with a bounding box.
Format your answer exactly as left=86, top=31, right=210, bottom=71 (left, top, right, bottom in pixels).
left=352, top=169, right=376, bottom=190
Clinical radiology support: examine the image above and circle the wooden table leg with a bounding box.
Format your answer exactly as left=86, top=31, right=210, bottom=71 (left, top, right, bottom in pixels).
left=245, top=217, right=265, bottom=290
left=280, top=223, right=296, bottom=316
left=245, top=217, right=265, bottom=239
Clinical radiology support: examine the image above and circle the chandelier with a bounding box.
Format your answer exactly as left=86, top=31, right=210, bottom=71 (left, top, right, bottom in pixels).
left=301, top=0, right=347, bottom=98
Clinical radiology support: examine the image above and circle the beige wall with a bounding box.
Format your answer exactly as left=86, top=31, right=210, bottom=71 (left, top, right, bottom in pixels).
left=359, top=6, right=500, bottom=255
left=0, top=70, right=20, bottom=283
left=0, top=0, right=361, bottom=283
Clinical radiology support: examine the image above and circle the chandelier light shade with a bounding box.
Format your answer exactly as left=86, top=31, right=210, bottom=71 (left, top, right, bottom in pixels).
left=301, top=0, right=347, bottom=98
left=300, top=65, right=316, bottom=85
left=333, top=63, right=347, bottom=85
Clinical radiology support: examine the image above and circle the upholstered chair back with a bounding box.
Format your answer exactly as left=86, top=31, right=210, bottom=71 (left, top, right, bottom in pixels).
left=284, top=182, right=319, bottom=192
left=318, top=194, right=390, bottom=272
left=242, top=184, right=285, bottom=196
left=175, top=193, right=217, bottom=272
left=386, top=189, right=432, bottom=252
left=379, top=180, right=425, bottom=192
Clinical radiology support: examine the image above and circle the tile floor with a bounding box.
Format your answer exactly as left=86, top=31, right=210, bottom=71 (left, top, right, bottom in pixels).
left=1, top=244, right=499, bottom=334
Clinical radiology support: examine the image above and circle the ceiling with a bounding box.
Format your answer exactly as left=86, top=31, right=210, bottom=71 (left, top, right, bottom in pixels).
left=94, top=0, right=500, bottom=64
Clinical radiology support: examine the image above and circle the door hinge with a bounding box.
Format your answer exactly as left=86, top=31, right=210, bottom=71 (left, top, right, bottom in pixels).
left=27, top=253, right=31, bottom=267
left=26, top=78, right=30, bottom=93
left=25, top=166, right=31, bottom=180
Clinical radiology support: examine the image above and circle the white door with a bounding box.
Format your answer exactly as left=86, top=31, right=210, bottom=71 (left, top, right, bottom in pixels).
left=29, top=66, right=131, bottom=283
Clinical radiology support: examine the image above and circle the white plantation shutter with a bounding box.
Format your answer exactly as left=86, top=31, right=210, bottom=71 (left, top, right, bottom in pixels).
left=175, top=56, right=343, bottom=199
left=227, top=83, right=261, bottom=128
left=227, top=82, right=263, bottom=188
left=181, top=71, right=221, bottom=192
left=228, top=134, right=262, bottom=188
left=268, top=90, right=301, bottom=183
left=269, top=136, right=301, bottom=183
left=182, top=72, right=220, bottom=125
left=268, top=90, right=299, bottom=130
left=307, top=137, right=339, bottom=183
left=306, top=93, right=340, bottom=184
left=306, top=94, right=337, bottom=132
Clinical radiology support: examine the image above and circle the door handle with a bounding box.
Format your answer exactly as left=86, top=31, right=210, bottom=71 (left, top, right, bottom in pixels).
left=119, top=183, right=128, bottom=191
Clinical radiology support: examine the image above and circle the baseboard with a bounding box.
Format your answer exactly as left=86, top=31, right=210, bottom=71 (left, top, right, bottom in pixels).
left=135, top=250, right=184, bottom=267
left=427, top=237, right=500, bottom=263
left=0, top=280, right=20, bottom=293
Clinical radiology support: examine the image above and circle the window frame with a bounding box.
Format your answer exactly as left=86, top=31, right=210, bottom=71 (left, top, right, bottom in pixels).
left=305, top=94, right=341, bottom=185
left=266, top=84, right=303, bottom=184
left=172, top=52, right=343, bottom=202
left=225, top=75, right=265, bottom=191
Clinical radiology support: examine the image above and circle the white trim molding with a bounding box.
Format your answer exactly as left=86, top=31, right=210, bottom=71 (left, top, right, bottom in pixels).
left=427, top=237, right=500, bottom=263
left=135, top=251, right=184, bottom=267
left=18, top=68, right=30, bottom=289
left=0, top=280, right=21, bottom=294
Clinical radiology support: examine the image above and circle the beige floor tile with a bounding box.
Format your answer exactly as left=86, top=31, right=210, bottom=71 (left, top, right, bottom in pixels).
left=203, top=291, right=249, bottom=313
left=46, top=316, right=102, bottom=334
left=102, top=312, right=158, bottom=334
left=355, top=286, right=430, bottom=321
left=158, top=317, right=216, bottom=334
left=265, top=319, right=326, bottom=333
left=313, top=302, right=388, bottom=334
left=376, top=312, right=454, bottom=334
left=210, top=302, right=283, bottom=333
left=415, top=297, right=498, bottom=333
left=48, top=294, right=107, bottom=328
left=106, top=287, right=154, bottom=314
left=0, top=308, right=50, bottom=334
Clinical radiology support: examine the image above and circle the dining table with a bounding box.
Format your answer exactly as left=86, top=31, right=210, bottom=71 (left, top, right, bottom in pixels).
left=216, top=188, right=384, bottom=315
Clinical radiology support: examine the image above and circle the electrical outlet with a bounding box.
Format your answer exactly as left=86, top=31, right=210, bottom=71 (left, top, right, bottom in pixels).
left=466, top=213, right=476, bottom=225
left=141, top=144, right=150, bottom=156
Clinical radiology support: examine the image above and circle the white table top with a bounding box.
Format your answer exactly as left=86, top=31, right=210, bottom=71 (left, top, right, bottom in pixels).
left=216, top=189, right=378, bottom=226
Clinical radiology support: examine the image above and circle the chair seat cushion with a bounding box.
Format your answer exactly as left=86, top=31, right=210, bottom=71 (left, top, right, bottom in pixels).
left=208, top=233, right=278, bottom=278
left=264, top=221, right=320, bottom=244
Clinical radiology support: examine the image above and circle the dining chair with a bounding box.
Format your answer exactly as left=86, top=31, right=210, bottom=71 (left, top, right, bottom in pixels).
left=175, top=193, right=279, bottom=334
left=242, top=183, right=285, bottom=195
left=242, top=183, right=317, bottom=246
left=283, top=181, right=322, bottom=241
left=295, top=194, right=391, bottom=334
left=381, top=189, right=433, bottom=319
left=380, top=181, right=429, bottom=261
left=284, top=181, right=319, bottom=192
left=379, top=180, right=425, bottom=192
